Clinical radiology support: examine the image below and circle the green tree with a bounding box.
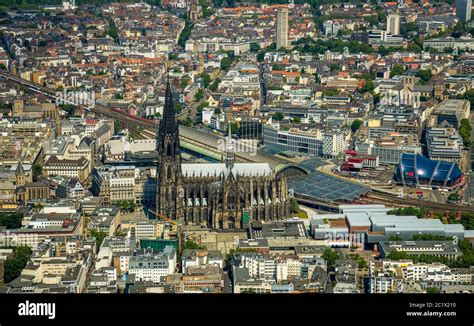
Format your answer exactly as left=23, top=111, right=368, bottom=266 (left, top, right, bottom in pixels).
left=447, top=193, right=461, bottom=202
left=322, top=89, right=340, bottom=97
left=387, top=207, right=427, bottom=218
left=272, top=112, right=284, bottom=121
left=32, top=164, right=43, bottom=181
left=459, top=118, right=472, bottom=147
left=457, top=212, right=474, bottom=230
left=363, top=15, right=379, bottom=27
left=289, top=199, right=299, bottom=214
left=195, top=89, right=204, bottom=101
left=180, top=75, right=191, bottom=88
left=197, top=102, right=209, bottom=110
left=178, top=19, right=193, bottom=48
left=412, top=234, right=454, bottom=241
left=359, top=80, right=375, bottom=94
left=128, top=201, right=136, bottom=213
left=184, top=240, right=207, bottom=250
left=182, top=117, right=193, bottom=127
left=322, top=248, right=339, bottom=267
left=426, top=287, right=440, bottom=294
left=220, top=56, right=234, bottom=70
left=200, top=73, right=211, bottom=88
left=4, top=246, right=32, bottom=283
left=329, top=63, right=340, bottom=71
left=406, top=43, right=422, bottom=53
left=250, top=42, right=260, bottom=52
left=357, top=258, right=367, bottom=270
left=416, top=69, right=432, bottom=85
left=386, top=250, right=410, bottom=260
left=210, top=78, right=221, bottom=92
left=107, top=18, right=118, bottom=40
left=199, top=0, right=214, bottom=17
left=462, top=89, right=474, bottom=109
left=351, top=119, right=363, bottom=133
left=0, top=212, right=23, bottom=229
left=390, top=64, right=405, bottom=78
left=114, top=120, right=122, bottom=132
left=230, top=122, right=239, bottom=134
left=90, top=230, right=108, bottom=249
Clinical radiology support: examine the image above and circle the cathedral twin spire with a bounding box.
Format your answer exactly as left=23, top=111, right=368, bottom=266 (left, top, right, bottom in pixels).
left=156, top=75, right=182, bottom=219
left=156, top=75, right=181, bottom=159
left=159, top=78, right=178, bottom=137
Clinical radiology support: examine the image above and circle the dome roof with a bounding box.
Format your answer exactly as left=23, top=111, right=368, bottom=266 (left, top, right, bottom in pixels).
left=395, top=153, right=462, bottom=187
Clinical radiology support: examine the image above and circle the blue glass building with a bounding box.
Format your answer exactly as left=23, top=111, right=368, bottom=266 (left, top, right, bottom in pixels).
left=395, top=153, right=463, bottom=188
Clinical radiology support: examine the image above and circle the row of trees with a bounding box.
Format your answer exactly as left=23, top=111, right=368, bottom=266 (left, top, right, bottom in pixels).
left=444, top=212, right=474, bottom=230
left=387, top=207, right=427, bottom=219
left=293, top=36, right=373, bottom=56
left=178, top=15, right=193, bottom=48
left=115, top=200, right=137, bottom=213
left=0, top=212, right=23, bottom=229
left=459, top=118, right=472, bottom=148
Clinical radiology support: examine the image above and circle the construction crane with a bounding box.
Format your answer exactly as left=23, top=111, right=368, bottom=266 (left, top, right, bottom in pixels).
left=148, top=210, right=183, bottom=256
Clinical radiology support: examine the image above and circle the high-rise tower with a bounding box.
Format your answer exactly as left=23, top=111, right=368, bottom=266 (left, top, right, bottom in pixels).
left=386, top=13, right=400, bottom=35
left=456, top=0, right=472, bottom=22
left=156, top=80, right=183, bottom=221
left=276, top=8, right=289, bottom=50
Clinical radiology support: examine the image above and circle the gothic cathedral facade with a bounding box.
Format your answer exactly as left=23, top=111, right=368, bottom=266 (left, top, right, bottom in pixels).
left=156, top=81, right=290, bottom=230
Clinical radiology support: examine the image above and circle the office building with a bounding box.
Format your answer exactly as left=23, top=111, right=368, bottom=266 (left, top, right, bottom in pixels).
left=429, top=99, right=471, bottom=129
left=425, top=128, right=463, bottom=164
left=263, top=124, right=324, bottom=156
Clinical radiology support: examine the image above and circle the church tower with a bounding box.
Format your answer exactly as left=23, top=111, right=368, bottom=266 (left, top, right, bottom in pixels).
left=188, top=0, right=198, bottom=23
left=225, top=123, right=235, bottom=170
left=156, top=80, right=183, bottom=221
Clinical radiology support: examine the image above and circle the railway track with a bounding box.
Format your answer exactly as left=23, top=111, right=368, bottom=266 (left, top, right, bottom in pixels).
left=366, top=191, right=474, bottom=213
left=3, top=71, right=474, bottom=213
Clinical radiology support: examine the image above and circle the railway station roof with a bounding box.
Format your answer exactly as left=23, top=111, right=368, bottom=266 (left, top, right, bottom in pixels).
left=288, top=171, right=370, bottom=202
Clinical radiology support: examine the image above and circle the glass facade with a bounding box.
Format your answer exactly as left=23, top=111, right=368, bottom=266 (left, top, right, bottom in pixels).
left=395, top=153, right=463, bottom=188
left=263, top=125, right=323, bottom=156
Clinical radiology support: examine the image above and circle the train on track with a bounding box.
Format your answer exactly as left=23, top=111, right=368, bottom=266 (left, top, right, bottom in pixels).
left=110, top=108, right=156, bottom=125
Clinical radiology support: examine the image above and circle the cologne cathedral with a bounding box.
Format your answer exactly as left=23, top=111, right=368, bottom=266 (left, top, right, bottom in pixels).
left=155, top=81, right=290, bottom=230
